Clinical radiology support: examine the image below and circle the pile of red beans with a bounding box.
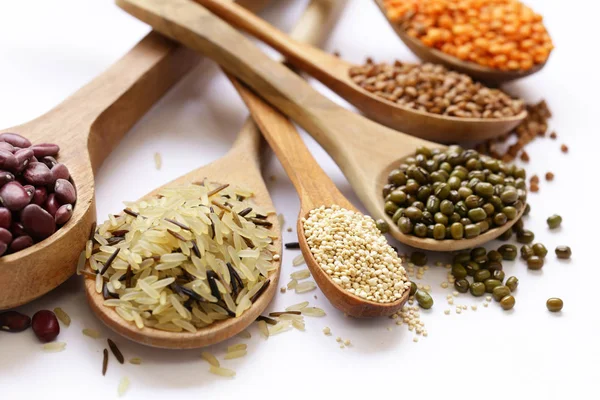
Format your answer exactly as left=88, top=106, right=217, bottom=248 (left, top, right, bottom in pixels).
left=0, top=132, right=76, bottom=256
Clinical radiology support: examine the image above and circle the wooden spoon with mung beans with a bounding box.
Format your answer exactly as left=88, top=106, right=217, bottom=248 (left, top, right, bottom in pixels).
left=188, top=0, right=527, bottom=143
left=115, top=0, right=526, bottom=252
left=84, top=0, right=343, bottom=349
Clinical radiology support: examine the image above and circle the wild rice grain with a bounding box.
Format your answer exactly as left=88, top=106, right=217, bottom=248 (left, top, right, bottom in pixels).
left=102, top=349, right=109, bottom=376
left=108, top=339, right=124, bottom=364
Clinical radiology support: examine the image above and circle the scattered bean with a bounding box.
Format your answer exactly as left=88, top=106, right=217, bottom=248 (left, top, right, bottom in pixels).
left=555, top=246, right=571, bottom=259
left=546, top=298, right=563, bottom=312
left=31, top=310, right=60, bottom=343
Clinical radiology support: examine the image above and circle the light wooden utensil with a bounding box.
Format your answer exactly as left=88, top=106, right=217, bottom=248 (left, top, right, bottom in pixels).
left=116, top=0, right=525, bottom=252
left=0, top=32, right=200, bottom=310
left=85, top=0, right=341, bottom=349
left=372, top=0, right=547, bottom=85
left=188, top=0, right=527, bottom=143
left=230, top=76, right=409, bottom=317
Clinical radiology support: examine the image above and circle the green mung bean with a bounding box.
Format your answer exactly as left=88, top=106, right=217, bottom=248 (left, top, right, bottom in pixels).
left=470, top=282, right=486, bottom=297
left=474, top=269, right=491, bottom=282
left=410, top=281, right=418, bottom=296
left=470, top=247, right=487, bottom=263
left=555, top=246, right=572, bottom=259
left=454, top=279, right=470, bottom=293
left=465, top=261, right=480, bottom=277
left=500, top=295, right=516, bottom=310
left=451, top=263, right=468, bottom=279
left=547, top=214, right=562, bottom=229
left=492, top=270, right=505, bottom=282
left=376, top=219, right=389, bottom=233
left=410, top=252, right=428, bottom=266
left=415, top=289, right=434, bottom=309
left=453, top=252, right=471, bottom=264
left=505, top=276, right=519, bottom=291
left=532, top=243, right=548, bottom=258
left=492, top=286, right=511, bottom=302
left=521, top=245, right=534, bottom=260
left=517, top=230, right=535, bottom=244
left=527, top=256, right=544, bottom=270
left=484, top=279, right=502, bottom=293
left=498, top=244, right=517, bottom=261
left=546, top=298, right=563, bottom=312
left=498, top=229, right=513, bottom=241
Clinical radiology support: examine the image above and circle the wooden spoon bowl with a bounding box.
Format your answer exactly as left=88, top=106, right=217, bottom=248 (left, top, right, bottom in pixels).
left=84, top=0, right=341, bottom=348
left=372, top=0, right=547, bottom=85
left=84, top=121, right=282, bottom=348
left=190, top=0, right=526, bottom=143
left=116, top=0, right=528, bottom=254
left=0, top=33, right=199, bottom=310
left=230, top=77, right=408, bottom=317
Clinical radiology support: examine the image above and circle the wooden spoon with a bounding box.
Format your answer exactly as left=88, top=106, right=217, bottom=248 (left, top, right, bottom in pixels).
left=230, top=76, right=409, bottom=317
left=115, top=0, right=526, bottom=252
left=0, top=32, right=200, bottom=310
left=85, top=0, right=341, bottom=349
left=372, top=0, right=547, bottom=85
left=187, top=0, right=526, bottom=143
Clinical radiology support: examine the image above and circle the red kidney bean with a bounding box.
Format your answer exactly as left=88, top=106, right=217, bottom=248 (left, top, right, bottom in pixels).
left=0, top=181, right=31, bottom=211
left=54, top=204, right=73, bottom=225
left=33, top=187, right=47, bottom=206
left=10, top=235, right=33, bottom=252
left=0, top=149, right=18, bottom=171
left=40, top=156, right=58, bottom=169
left=0, top=142, right=15, bottom=153
left=0, top=311, right=31, bottom=332
left=0, top=171, right=15, bottom=187
left=50, top=163, right=70, bottom=181
left=0, top=227, right=13, bottom=244
left=23, top=185, right=35, bottom=203
left=23, top=162, right=53, bottom=186
left=31, top=143, right=60, bottom=158
left=0, top=133, right=32, bottom=148
left=10, top=221, right=26, bottom=237
left=13, top=148, right=34, bottom=173
left=0, top=241, right=7, bottom=256
left=44, top=193, right=60, bottom=216
left=31, top=310, right=60, bottom=342
left=21, top=204, right=56, bottom=240
left=0, top=208, right=11, bottom=229
left=54, top=179, right=76, bottom=204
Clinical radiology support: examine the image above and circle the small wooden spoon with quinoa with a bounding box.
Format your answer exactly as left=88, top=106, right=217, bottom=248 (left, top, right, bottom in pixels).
left=84, top=0, right=341, bottom=349
left=372, top=0, right=547, bottom=85
left=115, top=0, right=525, bottom=252
left=186, top=0, right=526, bottom=143
left=229, top=76, right=410, bottom=318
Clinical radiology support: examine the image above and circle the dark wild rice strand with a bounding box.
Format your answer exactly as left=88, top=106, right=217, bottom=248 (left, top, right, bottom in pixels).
left=100, top=248, right=121, bottom=275
left=256, top=315, right=278, bottom=325
left=250, top=279, right=271, bottom=303
left=107, top=339, right=124, bottom=364
left=102, top=349, right=109, bottom=376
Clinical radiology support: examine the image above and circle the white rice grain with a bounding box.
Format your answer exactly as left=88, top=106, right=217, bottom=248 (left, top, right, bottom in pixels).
left=290, top=269, right=311, bottom=280
left=118, top=377, right=130, bottom=397
left=285, top=301, right=309, bottom=312
left=302, top=307, right=326, bottom=317
left=295, top=281, right=317, bottom=294
left=43, top=342, right=66, bottom=352
left=209, top=366, right=236, bottom=378
left=201, top=352, right=220, bottom=367
left=292, top=254, right=306, bottom=266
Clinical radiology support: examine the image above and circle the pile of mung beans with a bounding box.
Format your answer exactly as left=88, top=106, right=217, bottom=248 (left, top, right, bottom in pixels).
left=0, top=132, right=76, bottom=256
left=383, top=145, right=527, bottom=240
left=349, top=60, right=524, bottom=118
left=383, top=0, right=553, bottom=71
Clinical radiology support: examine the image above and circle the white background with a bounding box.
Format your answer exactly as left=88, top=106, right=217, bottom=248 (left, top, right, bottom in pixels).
left=0, top=1, right=598, bottom=399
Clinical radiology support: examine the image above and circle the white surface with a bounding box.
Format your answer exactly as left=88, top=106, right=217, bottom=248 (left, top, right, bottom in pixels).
left=0, top=1, right=597, bottom=399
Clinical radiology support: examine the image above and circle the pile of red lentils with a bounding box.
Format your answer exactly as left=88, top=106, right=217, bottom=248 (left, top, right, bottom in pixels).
left=383, top=0, right=554, bottom=71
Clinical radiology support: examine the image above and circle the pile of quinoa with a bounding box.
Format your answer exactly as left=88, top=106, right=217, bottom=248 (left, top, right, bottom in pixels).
left=302, top=205, right=410, bottom=303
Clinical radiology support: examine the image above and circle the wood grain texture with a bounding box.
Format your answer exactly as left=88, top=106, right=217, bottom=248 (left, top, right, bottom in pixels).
left=116, top=0, right=527, bottom=252
left=84, top=0, right=341, bottom=348
left=372, top=0, right=547, bottom=85
left=230, top=77, right=408, bottom=317
left=0, top=32, right=200, bottom=310
left=193, top=0, right=526, bottom=143
left=84, top=119, right=282, bottom=349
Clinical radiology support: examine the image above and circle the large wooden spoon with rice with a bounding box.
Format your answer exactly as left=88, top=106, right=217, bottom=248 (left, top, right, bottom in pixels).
left=84, top=0, right=343, bottom=349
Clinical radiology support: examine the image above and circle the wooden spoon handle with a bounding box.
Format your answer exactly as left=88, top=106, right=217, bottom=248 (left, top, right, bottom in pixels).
left=230, top=78, right=348, bottom=212
left=117, top=0, right=358, bottom=162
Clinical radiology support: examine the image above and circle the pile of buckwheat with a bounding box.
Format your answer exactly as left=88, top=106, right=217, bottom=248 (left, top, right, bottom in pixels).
left=349, top=60, right=524, bottom=118
left=302, top=205, right=410, bottom=303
